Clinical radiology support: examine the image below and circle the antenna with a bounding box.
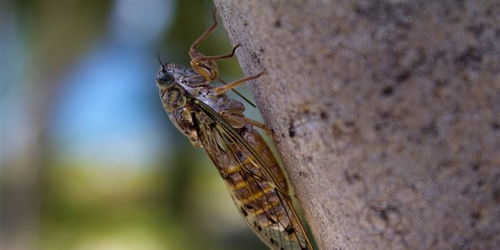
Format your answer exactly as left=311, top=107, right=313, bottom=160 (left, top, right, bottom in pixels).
left=156, top=52, right=167, bottom=71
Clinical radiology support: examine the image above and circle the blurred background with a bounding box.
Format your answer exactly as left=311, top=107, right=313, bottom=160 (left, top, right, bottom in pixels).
left=0, top=0, right=266, bottom=249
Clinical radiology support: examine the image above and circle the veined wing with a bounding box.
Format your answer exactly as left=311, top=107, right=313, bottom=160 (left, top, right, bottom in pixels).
left=192, top=99, right=286, bottom=194
left=191, top=99, right=313, bottom=250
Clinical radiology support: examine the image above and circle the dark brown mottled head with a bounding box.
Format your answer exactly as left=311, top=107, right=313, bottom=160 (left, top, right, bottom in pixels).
left=155, top=56, right=189, bottom=112
left=155, top=54, right=206, bottom=89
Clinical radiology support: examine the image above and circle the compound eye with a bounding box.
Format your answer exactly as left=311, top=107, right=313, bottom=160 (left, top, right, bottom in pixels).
left=156, top=71, right=175, bottom=86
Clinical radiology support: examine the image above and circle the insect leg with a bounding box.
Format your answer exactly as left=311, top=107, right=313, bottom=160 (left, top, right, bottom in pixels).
left=214, top=71, right=265, bottom=95
left=190, top=44, right=241, bottom=82
left=194, top=43, right=241, bottom=62
left=245, top=119, right=273, bottom=136
left=218, top=78, right=256, bottom=108
left=231, top=116, right=273, bottom=135
left=189, top=8, right=218, bottom=58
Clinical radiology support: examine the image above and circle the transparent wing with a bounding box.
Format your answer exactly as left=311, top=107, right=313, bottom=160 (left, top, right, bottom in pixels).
left=192, top=99, right=313, bottom=250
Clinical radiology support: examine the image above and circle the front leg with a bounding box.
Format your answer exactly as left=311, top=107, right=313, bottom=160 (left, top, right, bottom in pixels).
left=170, top=107, right=203, bottom=148
left=189, top=8, right=218, bottom=58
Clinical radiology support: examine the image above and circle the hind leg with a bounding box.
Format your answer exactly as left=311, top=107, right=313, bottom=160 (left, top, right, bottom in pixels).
left=214, top=71, right=265, bottom=95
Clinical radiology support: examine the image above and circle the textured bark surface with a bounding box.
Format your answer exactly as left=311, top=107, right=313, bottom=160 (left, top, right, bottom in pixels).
left=214, top=0, right=500, bottom=249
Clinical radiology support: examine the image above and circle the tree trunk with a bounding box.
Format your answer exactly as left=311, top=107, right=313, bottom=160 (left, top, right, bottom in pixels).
left=214, top=1, right=500, bottom=249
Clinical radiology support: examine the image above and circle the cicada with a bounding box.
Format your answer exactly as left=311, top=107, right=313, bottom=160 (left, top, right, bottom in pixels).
left=155, top=10, right=314, bottom=250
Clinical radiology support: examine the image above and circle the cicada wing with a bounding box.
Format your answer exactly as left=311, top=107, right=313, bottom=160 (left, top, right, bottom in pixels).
left=193, top=99, right=286, bottom=194
left=193, top=100, right=313, bottom=250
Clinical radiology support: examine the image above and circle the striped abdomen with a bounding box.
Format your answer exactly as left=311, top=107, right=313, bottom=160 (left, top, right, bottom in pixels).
left=241, top=126, right=288, bottom=192
left=221, top=126, right=290, bottom=229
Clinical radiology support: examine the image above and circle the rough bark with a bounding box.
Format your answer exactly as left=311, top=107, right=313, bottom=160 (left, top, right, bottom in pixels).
left=214, top=1, right=500, bottom=249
